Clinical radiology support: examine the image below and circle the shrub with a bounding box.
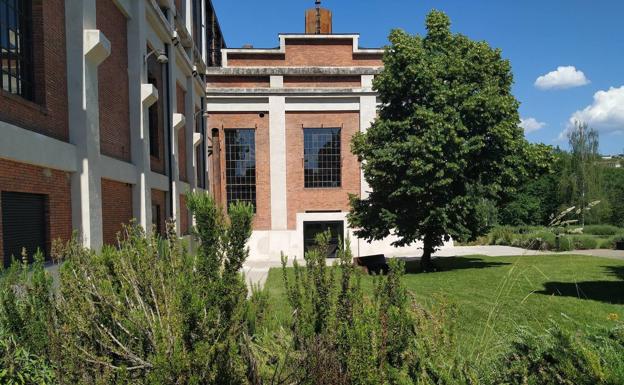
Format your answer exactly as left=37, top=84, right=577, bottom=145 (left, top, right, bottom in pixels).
left=571, top=235, right=599, bottom=250
left=556, top=236, right=574, bottom=252
left=488, top=227, right=515, bottom=246
left=0, top=330, right=56, bottom=385
left=491, top=324, right=624, bottom=385
left=267, top=233, right=477, bottom=385
left=523, top=231, right=556, bottom=250
left=582, top=225, right=623, bottom=236
left=0, top=194, right=256, bottom=384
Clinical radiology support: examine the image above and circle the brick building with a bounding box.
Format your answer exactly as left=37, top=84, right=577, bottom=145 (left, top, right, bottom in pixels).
left=206, top=4, right=429, bottom=260
left=0, top=0, right=224, bottom=265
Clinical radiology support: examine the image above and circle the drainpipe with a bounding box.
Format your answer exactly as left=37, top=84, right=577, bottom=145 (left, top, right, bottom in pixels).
left=165, top=42, right=174, bottom=216
left=201, top=96, right=206, bottom=189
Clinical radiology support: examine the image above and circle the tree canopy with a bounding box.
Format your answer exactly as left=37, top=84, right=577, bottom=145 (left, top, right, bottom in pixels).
left=348, top=10, right=551, bottom=269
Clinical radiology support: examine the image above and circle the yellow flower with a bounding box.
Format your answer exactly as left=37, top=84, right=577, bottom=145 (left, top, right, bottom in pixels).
left=607, top=313, right=619, bottom=321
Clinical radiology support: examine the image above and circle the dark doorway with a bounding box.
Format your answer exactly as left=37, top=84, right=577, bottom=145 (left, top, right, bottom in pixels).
left=303, top=220, right=344, bottom=258
left=1, top=191, right=47, bottom=267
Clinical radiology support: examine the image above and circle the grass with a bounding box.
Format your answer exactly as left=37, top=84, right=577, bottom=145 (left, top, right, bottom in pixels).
left=262, top=254, right=624, bottom=357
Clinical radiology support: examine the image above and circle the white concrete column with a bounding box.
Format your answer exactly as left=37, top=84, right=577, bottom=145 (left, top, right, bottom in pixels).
left=128, top=0, right=153, bottom=232
left=171, top=112, right=185, bottom=235
left=65, top=0, right=109, bottom=249
left=269, top=76, right=288, bottom=230
left=359, top=75, right=376, bottom=199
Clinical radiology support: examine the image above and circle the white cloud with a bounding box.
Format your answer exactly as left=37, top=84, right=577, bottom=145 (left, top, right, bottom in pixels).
left=534, top=66, right=590, bottom=90
left=561, top=86, right=624, bottom=139
left=519, top=117, right=546, bottom=134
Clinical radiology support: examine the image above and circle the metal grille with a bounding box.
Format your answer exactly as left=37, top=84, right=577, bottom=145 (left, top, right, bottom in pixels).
left=304, top=128, right=341, bottom=188
left=0, top=0, right=33, bottom=100
left=225, top=129, right=256, bottom=210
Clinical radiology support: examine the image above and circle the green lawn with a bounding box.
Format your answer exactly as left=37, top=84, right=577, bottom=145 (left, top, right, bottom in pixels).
left=262, top=254, right=624, bottom=356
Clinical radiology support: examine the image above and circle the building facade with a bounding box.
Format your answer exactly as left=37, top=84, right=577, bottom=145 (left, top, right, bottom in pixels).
left=0, top=0, right=224, bottom=265
left=206, top=6, right=431, bottom=261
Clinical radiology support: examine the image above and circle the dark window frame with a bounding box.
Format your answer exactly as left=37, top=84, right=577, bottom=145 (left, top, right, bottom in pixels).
left=224, top=128, right=256, bottom=211
left=0, top=0, right=34, bottom=100
left=303, top=220, right=344, bottom=258
left=303, top=127, right=342, bottom=188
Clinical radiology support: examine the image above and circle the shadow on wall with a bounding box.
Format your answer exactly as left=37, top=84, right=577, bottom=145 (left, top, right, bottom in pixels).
left=537, top=266, right=624, bottom=305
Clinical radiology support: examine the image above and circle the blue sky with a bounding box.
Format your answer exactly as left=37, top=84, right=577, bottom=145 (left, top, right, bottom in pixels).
left=211, top=0, right=624, bottom=155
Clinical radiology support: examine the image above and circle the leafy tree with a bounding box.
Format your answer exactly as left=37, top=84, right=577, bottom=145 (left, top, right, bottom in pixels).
left=349, top=10, right=550, bottom=269
left=564, top=121, right=603, bottom=225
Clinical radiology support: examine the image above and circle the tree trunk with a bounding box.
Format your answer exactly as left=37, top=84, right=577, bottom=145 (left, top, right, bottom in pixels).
left=421, top=235, right=435, bottom=272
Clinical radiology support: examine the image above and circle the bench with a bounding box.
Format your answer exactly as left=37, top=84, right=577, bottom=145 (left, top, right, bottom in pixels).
left=354, top=254, right=388, bottom=275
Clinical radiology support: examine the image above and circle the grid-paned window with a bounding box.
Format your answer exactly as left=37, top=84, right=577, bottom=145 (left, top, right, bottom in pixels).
left=0, top=0, right=33, bottom=100
left=225, top=129, right=256, bottom=210
left=304, top=128, right=341, bottom=188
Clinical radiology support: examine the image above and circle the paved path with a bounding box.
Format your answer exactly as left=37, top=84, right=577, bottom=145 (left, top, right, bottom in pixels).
left=242, top=245, right=624, bottom=288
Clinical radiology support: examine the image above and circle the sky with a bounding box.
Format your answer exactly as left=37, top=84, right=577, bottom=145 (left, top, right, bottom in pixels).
left=211, top=0, right=624, bottom=155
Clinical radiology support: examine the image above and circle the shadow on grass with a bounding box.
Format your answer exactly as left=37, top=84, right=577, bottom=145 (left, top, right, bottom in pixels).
left=401, top=257, right=511, bottom=274
left=536, top=266, right=624, bottom=304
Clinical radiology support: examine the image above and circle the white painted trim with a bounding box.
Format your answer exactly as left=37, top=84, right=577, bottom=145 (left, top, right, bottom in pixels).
left=269, top=95, right=287, bottom=230
left=0, top=121, right=77, bottom=172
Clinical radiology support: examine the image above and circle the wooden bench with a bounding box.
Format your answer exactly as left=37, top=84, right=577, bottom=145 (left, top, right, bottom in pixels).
left=354, top=254, right=388, bottom=275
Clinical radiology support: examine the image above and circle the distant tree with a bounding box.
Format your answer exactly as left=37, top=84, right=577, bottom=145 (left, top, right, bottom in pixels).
left=564, top=121, right=604, bottom=225
left=348, top=10, right=551, bottom=270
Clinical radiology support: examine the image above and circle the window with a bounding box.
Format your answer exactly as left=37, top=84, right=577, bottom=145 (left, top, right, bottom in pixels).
left=147, top=73, right=160, bottom=158
left=304, top=128, right=341, bottom=188
left=151, top=204, right=162, bottom=236
left=0, top=0, right=34, bottom=100
left=2, top=191, right=47, bottom=266
left=303, top=221, right=344, bottom=258
left=225, top=129, right=256, bottom=210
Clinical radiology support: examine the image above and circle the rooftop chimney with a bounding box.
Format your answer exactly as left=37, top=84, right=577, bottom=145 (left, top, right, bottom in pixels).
left=305, top=0, right=332, bottom=34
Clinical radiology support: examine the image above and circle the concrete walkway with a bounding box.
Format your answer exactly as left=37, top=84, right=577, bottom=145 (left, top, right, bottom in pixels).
left=242, top=245, right=624, bottom=288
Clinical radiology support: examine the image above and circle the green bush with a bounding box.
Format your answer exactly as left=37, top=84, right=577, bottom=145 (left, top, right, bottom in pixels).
left=571, top=235, right=599, bottom=250
left=266, top=234, right=477, bottom=385
left=556, top=236, right=574, bottom=252
left=582, top=225, right=623, bottom=236
left=491, top=324, right=624, bottom=385
left=0, top=330, right=56, bottom=385
left=488, top=227, right=515, bottom=246
left=523, top=231, right=557, bottom=250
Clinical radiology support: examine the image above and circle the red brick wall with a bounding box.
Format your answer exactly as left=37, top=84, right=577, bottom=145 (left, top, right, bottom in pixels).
left=179, top=194, right=189, bottom=235
left=285, top=112, right=361, bottom=229
left=151, top=189, right=167, bottom=237
left=101, top=179, right=133, bottom=246
left=206, top=76, right=270, bottom=88
left=0, top=159, right=72, bottom=261
left=176, top=83, right=188, bottom=182
left=0, top=0, right=68, bottom=142
left=284, top=75, right=361, bottom=88
left=97, top=0, right=131, bottom=161
left=208, top=112, right=271, bottom=230
left=227, top=39, right=383, bottom=67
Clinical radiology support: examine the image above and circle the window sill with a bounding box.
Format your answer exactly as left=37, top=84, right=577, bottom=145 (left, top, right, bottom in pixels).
left=0, top=89, right=48, bottom=115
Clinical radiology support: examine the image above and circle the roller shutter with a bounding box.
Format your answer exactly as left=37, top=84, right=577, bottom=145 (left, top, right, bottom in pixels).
left=1, top=192, right=47, bottom=267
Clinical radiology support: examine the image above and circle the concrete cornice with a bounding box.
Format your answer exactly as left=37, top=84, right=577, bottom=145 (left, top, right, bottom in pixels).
left=193, top=132, right=202, bottom=147
left=206, top=87, right=378, bottom=97
left=206, top=67, right=382, bottom=76
left=173, top=113, right=186, bottom=131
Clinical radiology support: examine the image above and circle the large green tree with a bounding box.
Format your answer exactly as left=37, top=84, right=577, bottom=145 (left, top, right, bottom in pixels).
left=348, top=11, right=550, bottom=269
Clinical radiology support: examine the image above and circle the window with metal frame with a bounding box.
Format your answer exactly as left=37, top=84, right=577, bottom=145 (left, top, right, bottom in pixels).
left=304, top=127, right=341, bottom=188
left=303, top=221, right=344, bottom=258
left=0, top=0, right=34, bottom=100
left=225, top=129, right=256, bottom=210
left=1, top=191, right=47, bottom=267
